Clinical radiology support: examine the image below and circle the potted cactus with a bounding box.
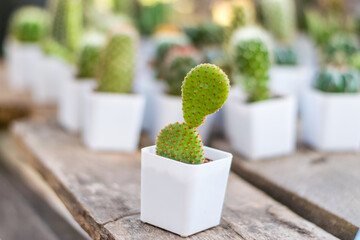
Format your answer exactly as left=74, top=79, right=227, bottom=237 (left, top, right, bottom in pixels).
left=260, top=0, right=315, bottom=100
left=58, top=31, right=106, bottom=132
left=141, top=63, right=232, bottom=237
left=301, top=66, right=360, bottom=151
left=5, top=6, right=49, bottom=91
left=224, top=27, right=297, bottom=160
left=82, top=27, right=145, bottom=152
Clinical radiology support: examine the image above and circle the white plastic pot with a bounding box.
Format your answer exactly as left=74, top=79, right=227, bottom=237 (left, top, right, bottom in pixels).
left=58, top=77, right=97, bottom=132
left=224, top=90, right=297, bottom=160
left=82, top=92, right=145, bottom=152
left=149, top=93, right=216, bottom=145
left=269, top=65, right=315, bottom=99
left=141, top=145, right=232, bottom=237
left=301, top=88, right=360, bottom=152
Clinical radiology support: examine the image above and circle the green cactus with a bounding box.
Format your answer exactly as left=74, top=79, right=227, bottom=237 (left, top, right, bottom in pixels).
left=232, top=31, right=271, bottom=102
left=204, top=48, right=232, bottom=79
left=314, top=67, right=360, bottom=93
left=260, top=0, right=297, bottom=43
left=76, top=32, right=106, bottom=79
left=156, top=64, right=230, bottom=164
left=163, top=46, right=202, bottom=96
left=275, top=47, right=298, bottom=65
left=137, top=1, right=171, bottom=35
left=184, top=22, right=224, bottom=47
left=52, top=0, right=83, bottom=51
left=325, top=33, right=359, bottom=65
left=10, top=6, right=49, bottom=43
left=350, top=53, right=360, bottom=73
left=42, top=38, right=72, bottom=62
left=97, top=31, right=135, bottom=93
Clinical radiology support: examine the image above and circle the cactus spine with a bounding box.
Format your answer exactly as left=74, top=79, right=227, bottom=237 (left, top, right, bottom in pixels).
left=97, top=28, right=136, bottom=93
left=52, top=0, right=83, bottom=51
left=77, top=32, right=106, bottom=79
left=156, top=64, right=230, bottom=164
left=10, top=7, right=49, bottom=43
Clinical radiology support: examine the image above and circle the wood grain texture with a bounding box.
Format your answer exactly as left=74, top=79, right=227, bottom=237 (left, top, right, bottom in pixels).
left=8, top=119, right=338, bottom=240
left=212, top=139, right=360, bottom=240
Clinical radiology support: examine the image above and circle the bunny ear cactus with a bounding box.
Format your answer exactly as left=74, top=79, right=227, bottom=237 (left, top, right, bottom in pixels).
left=97, top=26, right=138, bottom=93
left=260, top=0, right=297, bottom=44
left=231, top=27, right=273, bottom=102
left=10, top=7, right=50, bottom=43
left=156, top=64, right=230, bottom=164
left=52, top=0, right=83, bottom=51
left=77, top=31, right=106, bottom=79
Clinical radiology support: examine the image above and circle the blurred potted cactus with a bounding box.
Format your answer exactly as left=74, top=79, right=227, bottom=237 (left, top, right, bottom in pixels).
left=82, top=26, right=145, bottom=152
left=58, top=31, right=106, bottom=132
left=141, top=63, right=232, bottom=237
left=224, top=27, right=297, bottom=160
left=301, top=66, right=360, bottom=151
left=150, top=45, right=216, bottom=145
left=5, top=6, right=49, bottom=91
left=260, top=0, right=315, bottom=100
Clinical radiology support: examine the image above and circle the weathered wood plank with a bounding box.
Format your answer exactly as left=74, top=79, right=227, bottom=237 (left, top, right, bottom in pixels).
left=0, top=63, right=31, bottom=125
left=212, top=139, right=360, bottom=240
left=8, top=119, right=338, bottom=240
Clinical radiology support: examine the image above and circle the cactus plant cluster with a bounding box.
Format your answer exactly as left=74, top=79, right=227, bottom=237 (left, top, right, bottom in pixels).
left=51, top=0, right=83, bottom=51
left=314, top=67, right=360, bottom=93
left=97, top=26, right=137, bottom=93
left=163, top=46, right=203, bottom=96
left=231, top=27, right=272, bottom=102
left=156, top=64, right=230, bottom=164
left=10, top=6, right=50, bottom=43
left=76, top=32, right=106, bottom=79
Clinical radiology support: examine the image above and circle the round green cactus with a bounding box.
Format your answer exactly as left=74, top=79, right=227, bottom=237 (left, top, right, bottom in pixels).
left=260, top=0, right=297, bottom=43
left=97, top=29, right=136, bottom=93
left=156, top=122, right=204, bottom=164
left=10, top=6, right=49, bottom=43
left=156, top=63, right=230, bottom=164
left=275, top=47, right=298, bottom=65
left=77, top=32, right=106, bottom=79
left=314, top=67, right=360, bottom=93
left=182, top=64, right=230, bottom=128
left=52, top=0, right=83, bottom=51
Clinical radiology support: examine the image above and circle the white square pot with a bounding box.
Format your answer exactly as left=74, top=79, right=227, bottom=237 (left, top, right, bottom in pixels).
left=269, top=65, right=315, bottom=99
left=149, top=93, right=216, bottom=145
left=58, top=77, right=97, bottom=132
left=5, top=40, right=23, bottom=90
left=82, top=92, right=145, bottom=152
left=141, top=145, right=232, bottom=237
left=301, top=89, right=360, bottom=151
left=224, top=91, right=297, bottom=160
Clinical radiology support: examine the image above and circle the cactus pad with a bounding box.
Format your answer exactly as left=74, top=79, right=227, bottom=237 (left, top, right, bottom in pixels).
left=156, top=122, right=204, bottom=164
left=182, top=63, right=230, bottom=128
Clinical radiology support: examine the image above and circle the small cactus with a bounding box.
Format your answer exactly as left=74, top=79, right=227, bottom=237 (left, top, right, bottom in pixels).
left=163, top=46, right=203, bottom=96
left=314, top=66, right=360, bottom=93
left=231, top=27, right=272, bottom=102
left=42, top=38, right=72, bottom=62
left=9, top=6, right=50, bottom=43
left=260, top=0, right=297, bottom=43
left=52, top=0, right=83, bottom=51
left=156, top=64, right=230, bottom=164
left=184, top=22, right=225, bottom=47
left=76, top=31, right=106, bottom=79
left=275, top=46, right=298, bottom=65
left=97, top=27, right=137, bottom=93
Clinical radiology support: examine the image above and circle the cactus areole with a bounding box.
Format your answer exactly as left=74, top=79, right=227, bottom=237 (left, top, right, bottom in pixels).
left=155, top=64, right=230, bottom=164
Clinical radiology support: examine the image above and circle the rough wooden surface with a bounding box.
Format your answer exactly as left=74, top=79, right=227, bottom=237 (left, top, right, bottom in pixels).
left=0, top=63, right=31, bottom=125
left=212, top=139, right=360, bottom=240
left=7, top=119, right=338, bottom=240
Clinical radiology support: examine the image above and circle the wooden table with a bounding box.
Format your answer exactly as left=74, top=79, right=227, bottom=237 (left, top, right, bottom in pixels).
left=212, top=140, right=360, bottom=240
left=0, top=119, right=338, bottom=240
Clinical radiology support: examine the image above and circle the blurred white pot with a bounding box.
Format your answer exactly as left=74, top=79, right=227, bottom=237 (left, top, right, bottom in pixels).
left=224, top=90, right=297, bottom=160
left=82, top=92, right=145, bottom=152
left=149, top=93, right=216, bottom=145
left=58, top=77, right=97, bottom=132
left=141, top=145, right=232, bottom=237
left=301, top=88, right=360, bottom=152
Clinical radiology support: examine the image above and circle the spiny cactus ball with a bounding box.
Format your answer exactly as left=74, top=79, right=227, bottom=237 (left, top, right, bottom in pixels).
left=77, top=32, right=106, bottom=79
left=10, top=6, right=49, bottom=43
left=182, top=64, right=230, bottom=128
left=156, top=122, right=205, bottom=164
